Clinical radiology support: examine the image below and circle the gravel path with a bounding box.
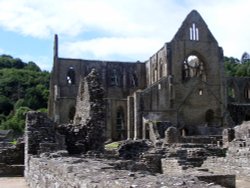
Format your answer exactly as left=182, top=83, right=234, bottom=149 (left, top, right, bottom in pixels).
left=0, top=176, right=248, bottom=188
left=0, top=177, right=28, bottom=188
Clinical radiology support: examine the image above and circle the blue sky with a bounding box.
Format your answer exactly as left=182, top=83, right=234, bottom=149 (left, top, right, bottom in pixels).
left=0, top=0, right=249, bottom=71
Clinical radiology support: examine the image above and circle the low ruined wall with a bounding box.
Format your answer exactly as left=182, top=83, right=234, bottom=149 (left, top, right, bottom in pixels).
left=25, top=155, right=227, bottom=188
left=203, top=122, right=250, bottom=179
left=202, top=146, right=250, bottom=178
left=0, top=141, right=24, bottom=176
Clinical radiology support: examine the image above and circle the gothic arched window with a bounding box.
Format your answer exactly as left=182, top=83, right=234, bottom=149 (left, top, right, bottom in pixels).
left=110, top=69, right=119, bottom=86
left=131, top=72, right=138, bottom=87
left=228, top=85, right=236, bottom=99
left=244, top=83, right=250, bottom=100
left=66, top=67, right=75, bottom=85
left=68, top=106, right=75, bottom=122
left=116, top=107, right=125, bottom=140
left=182, top=55, right=205, bottom=81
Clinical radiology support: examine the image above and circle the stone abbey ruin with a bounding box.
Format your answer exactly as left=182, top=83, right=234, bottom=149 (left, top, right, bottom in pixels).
left=13, top=10, right=250, bottom=187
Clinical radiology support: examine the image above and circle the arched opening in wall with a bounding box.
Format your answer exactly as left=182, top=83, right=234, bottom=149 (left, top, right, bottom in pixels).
left=181, top=128, right=188, bottom=136
left=68, top=106, right=76, bottom=123
left=182, top=55, right=205, bottom=81
left=110, top=69, right=119, bottom=86
left=244, top=83, right=250, bottom=100
left=159, top=61, right=163, bottom=79
left=131, top=72, right=138, bottom=87
left=205, top=109, right=214, bottom=125
left=66, top=67, right=75, bottom=85
left=227, top=84, right=236, bottom=100
left=116, top=107, right=126, bottom=140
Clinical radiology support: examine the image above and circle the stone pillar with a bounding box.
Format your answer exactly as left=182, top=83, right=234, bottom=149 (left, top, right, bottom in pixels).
left=127, top=96, right=134, bottom=139
left=164, top=127, right=179, bottom=144
left=168, top=75, right=174, bottom=108
left=222, top=128, right=235, bottom=148
left=134, top=90, right=142, bottom=140
left=106, top=99, right=113, bottom=141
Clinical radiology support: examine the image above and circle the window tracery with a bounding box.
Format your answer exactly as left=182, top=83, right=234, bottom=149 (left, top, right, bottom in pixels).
left=183, top=55, right=205, bottom=81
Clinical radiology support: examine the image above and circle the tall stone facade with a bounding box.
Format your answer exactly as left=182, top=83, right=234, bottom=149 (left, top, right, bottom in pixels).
left=48, top=10, right=249, bottom=141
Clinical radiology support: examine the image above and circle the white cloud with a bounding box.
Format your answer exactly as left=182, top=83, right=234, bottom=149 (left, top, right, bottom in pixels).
left=0, top=0, right=249, bottom=61
left=20, top=54, right=51, bottom=71
left=61, top=37, right=163, bottom=61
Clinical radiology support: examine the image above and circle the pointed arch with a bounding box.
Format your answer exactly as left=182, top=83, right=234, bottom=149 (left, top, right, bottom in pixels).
left=205, top=109, right=214, bottom=125
left=159, top=59, right=163, bottom=79
left=227, top=81, right=239, bottom=101
left=115, top=106, right=126, bottom=140
left=68, top=106, right=75, bottom=122
left=244, top=82, right=250, bottom=100
left=182, top=53, right=206, bottom=81
left=66, top=66, right=75, bottom=85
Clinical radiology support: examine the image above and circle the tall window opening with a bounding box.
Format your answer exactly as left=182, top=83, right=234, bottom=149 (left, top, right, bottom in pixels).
left=66, top=67, right=75, bottom=85
left=190, top=23, right=199, bottom=41
left=116, top=108, right=125, bottom=140
left=159, top=61, right=163, bottom=78
left=205, top=109, right=214, bottom=125
left=244, top=84, right=250, bottom=100
left=183, top=55, right=205, bottom=81
left=131, top=72, right=138, bottom=87
left=110, top=69, right=119, bottom=86
left=228, top=85, right=236, bottom=98
left=68, top=106, right=75, bottom=123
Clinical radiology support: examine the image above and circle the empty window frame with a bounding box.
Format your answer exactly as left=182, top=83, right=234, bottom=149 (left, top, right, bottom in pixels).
left=66, top=67, right=75, bottom=85
left=190, top=23, right=199, bottom=41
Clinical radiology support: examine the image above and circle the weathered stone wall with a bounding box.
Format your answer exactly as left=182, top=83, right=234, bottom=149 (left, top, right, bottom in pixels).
left=202, top=121, right=250, bottom=178
left=25, top=111, right=59, bottom=178
left=56, top=69, right=105, bottom=154
left=228, top=103, right=250, bottom=125
left=227, top=77, right=250, bottom=104
left=25, top=111, right=56, bottom=156
left=25, top=154, right=228, bottom=188
left=0, top=140, right=24, bottom=176
left=49, top=55, right=146, bottom=124
left=140, top=10, right=226, bottom=136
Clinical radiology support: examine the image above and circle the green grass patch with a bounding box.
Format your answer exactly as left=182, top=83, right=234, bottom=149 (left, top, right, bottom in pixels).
left=10, top=139, right=17, bottom=145
left=105, top=142, right=120, bottom=150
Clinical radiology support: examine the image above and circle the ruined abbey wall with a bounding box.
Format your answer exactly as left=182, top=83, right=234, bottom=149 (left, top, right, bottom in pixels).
left=48, top=10, right=250, bottom=141
left=202, top=121, right=250, bottom=179
left=137, top=11, right=226, bottom=137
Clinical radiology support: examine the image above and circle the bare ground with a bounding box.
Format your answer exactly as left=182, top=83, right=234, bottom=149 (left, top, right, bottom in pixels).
left=0, top=176, right=248, bottom=188
left=236, top=178, right=250, bottom=188
left=0, top=177, right=28, bottom=188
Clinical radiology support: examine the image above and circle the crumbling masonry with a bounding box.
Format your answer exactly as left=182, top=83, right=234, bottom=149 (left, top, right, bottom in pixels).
left=23, top=10, right=250, bottom=188
left=49, top=10, right=250, bottom=141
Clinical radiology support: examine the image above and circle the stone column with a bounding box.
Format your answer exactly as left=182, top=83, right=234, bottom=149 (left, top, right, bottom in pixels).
left=105, top=99, right=113, bottom=141
left=134, top=90, right=142, bottom=140
left=127, top=96, right=134, bottom=139
left=222, top=128, right=235, bottom=148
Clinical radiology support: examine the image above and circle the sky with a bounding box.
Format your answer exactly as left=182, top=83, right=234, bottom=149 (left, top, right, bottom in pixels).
left=0, top=0, right=249, bottom=71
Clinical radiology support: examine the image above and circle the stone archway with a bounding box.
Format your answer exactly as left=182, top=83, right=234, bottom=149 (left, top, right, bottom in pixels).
left=205, top=109, right=214, bottom=125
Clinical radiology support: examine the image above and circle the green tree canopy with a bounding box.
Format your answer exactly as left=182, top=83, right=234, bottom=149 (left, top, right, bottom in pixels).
left=0, top=54, right=50, bottom=132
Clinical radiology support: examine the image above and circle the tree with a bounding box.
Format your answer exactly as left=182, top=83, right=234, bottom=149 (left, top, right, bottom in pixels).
left=25, top=61, right=41, bottom=72
left=1, top=106, right=31, bottom=132
left=0, top=95, right=13, bottom=115
left=0, top=54, right=50, bottom=132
